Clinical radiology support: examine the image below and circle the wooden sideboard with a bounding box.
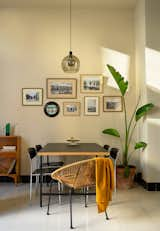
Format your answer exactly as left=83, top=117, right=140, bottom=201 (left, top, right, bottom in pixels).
left=0, top=136, right=21, bottom=184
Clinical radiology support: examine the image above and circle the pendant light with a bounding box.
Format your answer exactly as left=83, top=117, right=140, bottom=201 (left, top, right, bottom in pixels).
left=61, top=0, right=80, bottom=73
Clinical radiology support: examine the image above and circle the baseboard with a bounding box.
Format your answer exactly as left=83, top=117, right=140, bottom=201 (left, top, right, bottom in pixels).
left=21, top=175, right=30, bottom=183
left=135, top=172, right=160, bottom=191
left=140, top=180, right=160, bottom=191
left=1, top=173, right=160, bottom=191
left=0, top=175, right=52, bottom=183
left=0, top=176, right=13, bottom=182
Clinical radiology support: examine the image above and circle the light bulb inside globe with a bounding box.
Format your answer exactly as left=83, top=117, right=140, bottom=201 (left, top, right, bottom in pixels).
left=61, top=51, right=80, bottom=73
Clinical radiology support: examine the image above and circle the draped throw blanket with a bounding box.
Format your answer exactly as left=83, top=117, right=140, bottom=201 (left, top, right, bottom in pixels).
left=95, top=157, right=114, bottom=213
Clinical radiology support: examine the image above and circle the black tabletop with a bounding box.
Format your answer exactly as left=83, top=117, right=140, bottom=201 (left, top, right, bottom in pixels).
left=39, top=143, right=107, bottom=155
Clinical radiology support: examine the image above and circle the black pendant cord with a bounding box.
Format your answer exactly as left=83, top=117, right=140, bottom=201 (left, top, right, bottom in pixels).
left=61, top=0, right=80, bottom=72
left=69, top=0, right=72, bottom=53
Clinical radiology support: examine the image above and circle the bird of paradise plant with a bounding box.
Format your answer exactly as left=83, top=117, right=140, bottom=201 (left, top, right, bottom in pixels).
left=102, top=65, right=154, bottom=176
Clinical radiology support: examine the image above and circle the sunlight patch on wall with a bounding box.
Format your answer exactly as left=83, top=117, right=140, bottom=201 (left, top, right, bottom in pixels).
left=146, top=47, right=160, bottom=93
left=101, top=47, right=130, bottom=89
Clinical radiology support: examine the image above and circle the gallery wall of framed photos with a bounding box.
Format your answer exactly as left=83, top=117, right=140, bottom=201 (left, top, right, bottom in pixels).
left=21, top=74, right=122, bottom=117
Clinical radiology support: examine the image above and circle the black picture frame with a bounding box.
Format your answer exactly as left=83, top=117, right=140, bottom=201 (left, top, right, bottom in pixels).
left=44, top=101, right=60, bottom=117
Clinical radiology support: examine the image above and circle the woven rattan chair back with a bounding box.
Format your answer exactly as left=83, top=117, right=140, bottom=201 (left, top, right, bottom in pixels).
left=51, top=158, right=96, bottom=189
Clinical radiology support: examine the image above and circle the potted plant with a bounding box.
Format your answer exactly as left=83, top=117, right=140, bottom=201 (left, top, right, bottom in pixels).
left=102, top=65, right=154, bottom=189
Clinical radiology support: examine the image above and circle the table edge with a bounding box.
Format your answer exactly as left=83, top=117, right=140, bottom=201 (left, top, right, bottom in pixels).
left=38, top=151, right=109, bottom=156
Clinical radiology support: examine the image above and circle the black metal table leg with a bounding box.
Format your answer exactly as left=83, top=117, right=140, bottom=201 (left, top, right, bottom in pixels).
left=84, top=187, right=87, bottom=208
left=105, top=210, right=109, bottom=220
left=47, top=179, right=54, bottom=215
left=69, top=188, right=74, bottom=229
left=40, top=155, right=43, bottom=207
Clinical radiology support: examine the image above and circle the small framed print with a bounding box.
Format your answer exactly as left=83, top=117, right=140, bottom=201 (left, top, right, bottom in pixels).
left=22, top=88, right=43, bottom=106
left=80, top=74, right=103, bottom=93
left=44, top=101, right=60, bottom=117
left=63, top=102, right=81, bottom=116
left=84, top=96, right=100, bottom=116
left=47, top=78, right=77, bottom=99
left=103, top=96, right=123, bottom=112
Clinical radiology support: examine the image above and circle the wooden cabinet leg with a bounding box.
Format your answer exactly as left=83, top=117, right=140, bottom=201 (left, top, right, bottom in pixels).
left=14, top=176, right=18, bottom=185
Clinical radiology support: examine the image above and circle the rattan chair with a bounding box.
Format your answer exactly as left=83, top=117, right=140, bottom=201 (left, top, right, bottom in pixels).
left=47, top=158, right=114, bottom=229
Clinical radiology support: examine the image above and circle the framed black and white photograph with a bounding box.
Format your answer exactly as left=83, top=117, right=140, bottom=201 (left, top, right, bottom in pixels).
left=63, top=102, right=81, bottom=116
left=44, top=101, right=60, bottom=117
left=103, top=96, right=122, bottom=112
left=80, top=74, right=103, bottom=93
left=84, top=96, right=100, bottom=116
left=47, top=78, right=77, bottom=99
left=22, top=88, right=43, bottom=106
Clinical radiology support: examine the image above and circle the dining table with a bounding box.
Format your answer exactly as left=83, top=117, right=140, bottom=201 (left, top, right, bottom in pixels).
left=38, top=142, right=109, bottom=207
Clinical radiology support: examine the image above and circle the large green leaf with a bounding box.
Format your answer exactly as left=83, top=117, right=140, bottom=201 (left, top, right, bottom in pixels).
left=134, top=142, right=147, bottom=151
left=107, top=64, right=128, bottom=96
left=102, top=128, right=120, bottom=137
left=135, top=103, right=154, bottom=121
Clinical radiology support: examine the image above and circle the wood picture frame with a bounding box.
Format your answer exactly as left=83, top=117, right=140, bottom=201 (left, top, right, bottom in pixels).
left=22, top=88, right=43, bottom=106
left=103, top=96, right=122, bottom=112
left=63, top=102, right=81, bottom=116
left=47, top=78, right=77, bottom=99
left=80, top=74, right=103, bottom=93
left=84, top=96, right=100, bottom=116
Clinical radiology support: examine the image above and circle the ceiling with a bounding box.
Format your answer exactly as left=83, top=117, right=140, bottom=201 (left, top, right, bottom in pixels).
left=0, top=0, right=137, bottom=9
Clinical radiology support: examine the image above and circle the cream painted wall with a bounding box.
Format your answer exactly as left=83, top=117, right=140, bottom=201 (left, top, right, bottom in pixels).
left=134, top=0, right=146, bottom=173
left=135, top=0, right=160, bottom=182
left=144, top=0, right=160, bottom=182
left=146, top=0, right=160, bottom=51
left=0, top=7, right=135, bottom=174
left=145, top=0, right=160, bottom=114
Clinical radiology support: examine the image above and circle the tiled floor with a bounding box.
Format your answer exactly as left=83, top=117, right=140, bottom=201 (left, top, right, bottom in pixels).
left=0, top=183, right=160, bottom=231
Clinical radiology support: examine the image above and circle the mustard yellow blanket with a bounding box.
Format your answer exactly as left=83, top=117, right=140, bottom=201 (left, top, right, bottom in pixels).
left=95, top=157, right=114, bottom=213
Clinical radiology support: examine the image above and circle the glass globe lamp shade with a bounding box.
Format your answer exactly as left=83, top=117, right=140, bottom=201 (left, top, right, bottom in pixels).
left=61, top=51, right=80, bottom=73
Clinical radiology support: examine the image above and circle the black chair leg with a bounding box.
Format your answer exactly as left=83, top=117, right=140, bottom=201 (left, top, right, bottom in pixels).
left=47, top=156, right=50, bottom=166
left=69, top=188, right=74, bottom=229
left=105, top=210, right=109, bottom=220
left=84, top=187, right=87, bottom=208
left=47, top=179, right=53, bottom=215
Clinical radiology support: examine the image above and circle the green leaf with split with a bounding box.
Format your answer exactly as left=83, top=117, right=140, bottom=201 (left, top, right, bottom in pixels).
left=134, top=142, right=147, bottom=151
left=107, top=64, right=128, bottom=96
left=136, top=103, right=154, bottom=121
left=102, top=128, right=120, bottom=138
